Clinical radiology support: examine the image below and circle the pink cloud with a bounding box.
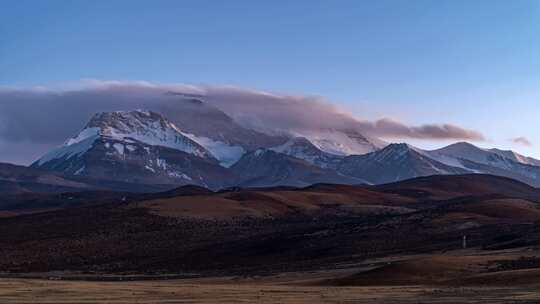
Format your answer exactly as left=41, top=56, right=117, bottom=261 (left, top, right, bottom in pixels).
left=511, top=136, right=532, bottom=147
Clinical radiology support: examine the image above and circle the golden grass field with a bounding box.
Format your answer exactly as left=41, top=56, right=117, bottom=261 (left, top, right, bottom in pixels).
left=2, top=278, right=540, bottom=303
left=3, top=247, right=540, bottom=303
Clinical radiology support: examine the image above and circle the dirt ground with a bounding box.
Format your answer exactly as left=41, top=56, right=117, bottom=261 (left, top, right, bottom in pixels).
left=2, top=249, right=540, bottom=303
left=1, top=278, right=540, bottom=304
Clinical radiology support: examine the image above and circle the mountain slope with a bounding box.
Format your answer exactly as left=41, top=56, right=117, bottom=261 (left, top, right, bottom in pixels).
left=270, top=137, right=343, bottom=168
left=375, top=174, right=540, bottom=200
left=0, top=162, right=94, bottom=195
left=457, top=158, right=540, bottom=187
left=338, top=143, right=470, bottom=184
left=489, top=148, right=540, bottom=167
left=231, top=149, right=364, bottom=187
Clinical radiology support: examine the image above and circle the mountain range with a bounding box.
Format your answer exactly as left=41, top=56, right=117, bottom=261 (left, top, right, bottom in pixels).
left=0, top=94, right=536, bottom=193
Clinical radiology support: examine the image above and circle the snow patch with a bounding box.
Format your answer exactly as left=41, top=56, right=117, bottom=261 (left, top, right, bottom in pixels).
left=168, top=171, right=192, bottom=180
left=74, top=166, right=85, bottom=175
left=183, top=133, right=245, bottom=167
left=88, top=110, right=213, bottom=159
left=156, top=158, right=167, bottom=170
left=64, top=127, right=100, bottom=146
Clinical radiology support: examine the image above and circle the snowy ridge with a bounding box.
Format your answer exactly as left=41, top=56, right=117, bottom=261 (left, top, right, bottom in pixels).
left=489, top=148, right=540, bottom=167
left=182, top=133, right=245, bottom=167
left=270, top=137, right=343, bottom=168
left=337, top=143, right=471, bottom=184
left=86, top=110, right=213, bottom=159
left=37, top=131, right=100, bottom=166
left=383, top=144, right=458, bottom=175
left=293, top=129, right=384, bottom=156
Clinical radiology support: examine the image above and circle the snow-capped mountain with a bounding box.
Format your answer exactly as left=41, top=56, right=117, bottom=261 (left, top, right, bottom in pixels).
left=270, top=137, right=344, bottom=168
left=48, top=110, right=215, bottom=162
left=31, top=110, right=234, bottom=189
left=426, top=142, right=518, bottom=170
left=423, top=142, right=540, bottom=187
left=293, top=129, right=385, bottom=156
left=338, top=143, right=469, bottom=184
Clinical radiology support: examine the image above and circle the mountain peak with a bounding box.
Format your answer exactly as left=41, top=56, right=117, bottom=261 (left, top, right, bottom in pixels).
left=34, top=110, right=216, bottom=168
left=385, top=142, right=413, bottom=150
left=269, top=136, right=343, bottom=168
left=271, top=137, right=318, bottom=153
left=292, top=129, right=383, bottom=156
left=338, top=142, right=469, bottom=184
left=381, top=143, right=418, bottom=154
left=440, top=141, right=482, bottom=152
left=365, top=143, right=420, bottom=163
left=426, top=141, right=540, bottom=173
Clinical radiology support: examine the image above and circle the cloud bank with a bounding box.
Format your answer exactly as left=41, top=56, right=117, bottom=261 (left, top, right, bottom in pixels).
left=0, top=80, right=485, bottom=164
left=198, top=86, right=485, bottom=142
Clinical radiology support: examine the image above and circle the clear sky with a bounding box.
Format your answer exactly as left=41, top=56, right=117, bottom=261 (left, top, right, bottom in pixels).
left=1, top=0, right=540, bottom=157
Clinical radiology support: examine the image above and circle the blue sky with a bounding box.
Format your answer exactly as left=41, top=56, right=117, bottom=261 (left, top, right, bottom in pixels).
left=1, top=0, right=540, bottom=157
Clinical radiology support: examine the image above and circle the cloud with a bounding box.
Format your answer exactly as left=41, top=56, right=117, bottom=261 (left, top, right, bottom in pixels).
left=361, top=118, right=485, bottom=141
left=511, top=136, right=532, bottom=147
left=0, top=80, right=485, bottom=164
left=183, top=85, right=484, bottom=141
